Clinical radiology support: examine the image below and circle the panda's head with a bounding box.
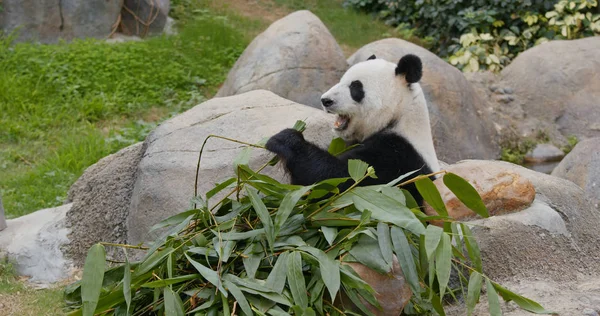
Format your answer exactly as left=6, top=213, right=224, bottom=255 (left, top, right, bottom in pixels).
left=320, top=54, right=424, bottom=142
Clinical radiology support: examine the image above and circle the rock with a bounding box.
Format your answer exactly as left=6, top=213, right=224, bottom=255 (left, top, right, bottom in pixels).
left=127, top=90, right=334, bottom=244
left=0, top=204, right=74, bottom=283
left=448, top=160, right=600, bottom=282
left=348, top=38, right=499, bottom=163
left=341, top=257, right=412, bottom=315
left=121, top=0, right=170, bottom=37
left=424, top=164, right=536, bottom=223
left=552, top=137, right=600, bottom=208
left=65, top=143, right=144, bottom=266
left=524, top=143, right=565, bottom=163
left=0, top=0, right=123, bottom=43
left=216, top=10, right=348, bottom=109
left=499, top=37, right=600, bottom=142
left=0, top=196, right=6, bottom=231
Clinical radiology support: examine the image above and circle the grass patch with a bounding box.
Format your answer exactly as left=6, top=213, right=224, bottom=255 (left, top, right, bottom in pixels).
left=0, top=260, right=64, bottom=315
left=0, top=10, right=247, bottom=217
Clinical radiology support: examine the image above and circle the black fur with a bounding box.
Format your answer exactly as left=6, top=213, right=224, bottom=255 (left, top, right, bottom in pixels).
left=265, top=127, right=433, bottom=206
left=349, top=80, right=365, bottom=103
left=395, top=54, right=423, bottom=84
left=367, top=54, right=377, bottom=60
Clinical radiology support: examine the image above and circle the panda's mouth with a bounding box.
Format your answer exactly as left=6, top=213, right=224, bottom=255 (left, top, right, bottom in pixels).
left=334, top=114, right=350, bottom=131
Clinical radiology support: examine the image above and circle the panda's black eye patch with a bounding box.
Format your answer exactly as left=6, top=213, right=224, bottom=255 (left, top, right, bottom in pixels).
left=349, top=80, right=365, bottom=103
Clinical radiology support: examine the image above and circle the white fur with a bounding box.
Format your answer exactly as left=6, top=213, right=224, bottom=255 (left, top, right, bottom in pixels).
left=320, top=59, right=440, bottom=173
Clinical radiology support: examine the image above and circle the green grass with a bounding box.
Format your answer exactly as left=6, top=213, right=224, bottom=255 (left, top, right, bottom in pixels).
left=0, top=260, right=64, bottom=315
left=0, top=9, right=247, bottom=218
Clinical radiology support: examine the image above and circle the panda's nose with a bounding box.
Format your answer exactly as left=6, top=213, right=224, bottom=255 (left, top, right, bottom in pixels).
left=321, top=98, right=334, bottom=107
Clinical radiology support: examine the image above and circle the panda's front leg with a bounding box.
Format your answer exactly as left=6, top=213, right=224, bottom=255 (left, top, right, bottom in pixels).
left=265, top=129, right=349, bottom=185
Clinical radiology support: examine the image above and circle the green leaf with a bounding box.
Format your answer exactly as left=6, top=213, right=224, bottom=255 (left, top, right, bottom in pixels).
left=266, top=252, right=288, bottom=293
left=242, top=243, right=264, bottom=279
left=486, top=279, right=502, bottom=316
left=328, top=137, right=348, bottom=156
left=380, top=186, right=406, bottom=205
left=216, top=229, right=264, bottom=241
left=134, top=247, right=175, bottom=277
left=298, top=246, right=341, bottom=303
left=122, top=253, right=131, bottom=314
left=149, top=209, right=198, bottom=232
left=425, top=225, right=443, bottom=260
left=164, top=287, right=185, bottom=316
left=274, top=186, right=312, bottom=235
left=435, top=233, right=452, bottom=298
left=224, top=280, right=253, bottom=315
left=350, top=187, right=425, bottom=235
left=349, top=235, right=390, bottom=273
left=82, top=244, right=106, bottom=316
left=321, top=226, right=338, bottom=246
left=461, top=224, right=483, bottom=272
left=492, top=281, right=552, bottom=314
left=415, top=177, right=448, bottom=216
left=246, top=187, right=275, bottom=250
left=390, top=227, right=421, bottom=295
left=348, top=159, right=370, bottom=182
left=206, top=178, right=237, bottom=200
left=386, top=169, right=421, bottom=187
left=234, top=147, right=252, bottom=167
left=377, top=222, right=394, bottom=267
left=185, top=253, right=227, bottom=296
left=287, top=252, right=308, bottom=309
left=466, top=272, right=483, bottom=316
left=293, top=120, right=307, bottom=132
left=443, top=173, right=489, bottom=218
left=141, top=274, right=201, bottom=288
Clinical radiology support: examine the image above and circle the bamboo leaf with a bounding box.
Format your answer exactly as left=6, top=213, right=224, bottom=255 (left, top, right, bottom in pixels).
left=122, top=253, right=131, bottom=314
left=224, top=280, right=253, bottom=315
left=242, top=243, right=264, bottom=279
left=348, top=159, right=370, bottom=182
left=246, top=187, right=275, bottom=250
left=328, top=137, right=347, bottom=156
left=150, top=209, right=198, bottom=232
left=435, top=233, right=452, bottom=298
left=164, top=287, right=185, bottom=316
left=492, top=281, right=553, bottom=314
left=206, top=178, right=237, bottom=200
left=134, top=247, right=175, bottom=277
left=321, top=226, right=338, bottom=246
left=461, top=224, right=483, bottom=272
left=185, top=253, right=227, bottom=296
left=287, top=252, right=308, bottom=309
left=266, top=252, right=288, bottom=293
left=377, top=222, right=394, bottom=267
left=415, top=177, right=448, bottom=216
left=467, top=272, right=483, bottom=316
left=82, top=244, right=106, bottom=316
left=425, top=225, right=443, bottom=260
left=486, top=279, right=502, bottom=316
left=298, top=246, right=341, bottom=303
left=274, top=186, right=312, bottom=235
left=141, top=274, right=201, bottom=288
left=349, top=235, right=390, bottom=273
left=233, top=147, right=252, bottom=167
left=390, top=227, right=421, bottom=295
left=443, top=173, right=488, bottom=218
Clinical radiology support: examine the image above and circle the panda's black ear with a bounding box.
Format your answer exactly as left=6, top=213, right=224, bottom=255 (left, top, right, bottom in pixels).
left=395, top=54, right=422, bottom=83
left=367, top=54, right=377, bottom=61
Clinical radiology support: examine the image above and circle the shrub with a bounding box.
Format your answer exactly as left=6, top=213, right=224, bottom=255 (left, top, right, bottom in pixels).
left=65, top=123, right=548, bottom=315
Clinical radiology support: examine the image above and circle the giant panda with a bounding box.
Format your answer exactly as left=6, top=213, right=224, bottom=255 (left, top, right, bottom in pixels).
left=265, top=54, right=440, bottom=206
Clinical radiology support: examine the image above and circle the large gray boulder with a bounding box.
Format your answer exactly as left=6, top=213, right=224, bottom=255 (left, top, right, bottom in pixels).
left=348, top=38, right=499, bottom=163
left=0, top=204, right=74, bottom=283
left=64, top=142, right=144, bottom=266
left=552, top=137, right=600, bottom=209
left=0, top=0, right=123, bottom=43
left=442, top=159, right=600, bottom=315
left=120, top=0, right=170, bottom=37
left=127, top=90, right=334, bottom=244
left=216, top=10, right=348, bottom=109
left=497, top=37, right=600, bottom=143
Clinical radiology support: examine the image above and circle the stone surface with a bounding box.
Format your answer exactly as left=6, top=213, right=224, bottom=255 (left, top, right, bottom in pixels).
left=348, top=38, right=499, bottom=163
left=524, top=143, right=565, bottom=163
left=0, top=196, right=6, bottom=231
left=450, top=160, right=600, bottom=282
left=121, top=0, right=170, bottom=37
left=498, top=37, right=600, bottom=142
left=552, top=137, right=600, bottom=208
left=0, top=0, right=123, bottom=43
left=127, top=90, right=334, bottom=244
left=341, top=257, right=412, bottom=315
left=424, top=165, right=536, bottom=223
left=216, top=10, right=348, bottom=109
left=0, top=204, right=74, bottom=283
left=65, top=142, right=144, bottom=266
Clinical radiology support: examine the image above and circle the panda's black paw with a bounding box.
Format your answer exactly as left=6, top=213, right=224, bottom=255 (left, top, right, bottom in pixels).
left=265, top=128, right=306, bottom=158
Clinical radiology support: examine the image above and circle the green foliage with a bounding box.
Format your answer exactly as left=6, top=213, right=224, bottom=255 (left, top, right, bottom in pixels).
left=66, top=128, right=548, bottom=315
left=344, top=0, right=599, bottom=72
left=562, top=135, right=579, bottom=154
left=0, top=10, right=246, bottom=217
